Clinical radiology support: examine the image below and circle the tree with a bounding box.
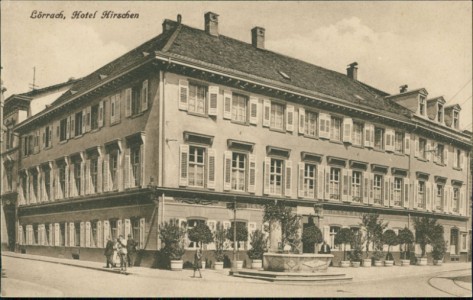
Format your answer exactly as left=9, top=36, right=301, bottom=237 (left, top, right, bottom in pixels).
left=349, top=232, right=365, bottom=263
left=398, top=227, right=414, bottom=260
left=263, top=202, right=302, bottom=253
left=247, top=230, right=268, bottom=260
left=213, top=222, right=227, bottom=262
left=431, top=224, right=447, bottom=261
left=188, top=222, right=213, bottom=250
left=382, top=230, right=399, bottom=260
left=302, top=224, right=323, bottom=253
left=414, top=217, right=439, bottom=258
left=334, top=228, right=355, bottom=261
left=226, top=222, right=248, bottom=259
left=360, top=213, right=388, bottom=258
left=159, top=219, right=186, bottom=263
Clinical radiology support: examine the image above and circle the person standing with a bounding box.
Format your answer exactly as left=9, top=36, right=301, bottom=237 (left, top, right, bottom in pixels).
left=126, top=234, right=137, bottom=268
left=104, top=237, right=115, bottom=268
left=320, top=240, right=331, bottom=254
left=192, top=248, right=203, bottom=278
left=116, top=235, right=127, bottom=271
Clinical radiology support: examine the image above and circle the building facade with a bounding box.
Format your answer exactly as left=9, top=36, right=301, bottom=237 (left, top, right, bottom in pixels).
left=5, top=12, right=471, bottom=267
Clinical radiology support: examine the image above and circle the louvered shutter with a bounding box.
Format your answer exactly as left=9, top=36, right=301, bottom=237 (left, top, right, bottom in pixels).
left=389, top=177, right=394, bottom=207
left=363, top=172, right=369, bottom=204
left=414, top=135, right=419, bottom=157
left=69, top=164, right=75, bottom=197
left=124, top=154, right=130, bottom=189
left=97, top=221, right=103, bottom=248
left=426, top=140, right=431, bottom=161
left=207, top=148, right=216, bottom=189
left=98, top=100, right=104, bottom=127
left=115, top=93, right=122, bottom=123
left=124, top=219, right=131, bottom=238
left=285, top=160, right=292, bottom=197
left=298, top=107, right=305, bottom=134
left=79, top=222, right=85, bottom=247
left=208, top=86, right=219, bottom=116
left=141, top=80, right=149, bottom=112
left=443, top=145, right=448, bottom=166
left=206, top=220, right=217, bottom=250
left=342, top=118, right=353, bottom=143
left=459, top=187, right=465, bottom=216
left=80, top=161, right=85, bottom=196
left=248, top=154, right=256, bottom=193
left=262, top=99, right=271, bottom=127
left=86, top=107, right=91, bottom=132
left=386, top=129, right=395, bottom=152
left=85, top=159, right=91, bottom=194
left=364, top=123, right=372, bottom=147
left=103, top=154, right=109, bottom=192
left=286, top=105, right=294, bottom=132
left=384, top=176, right=390, bottom=206
left=41, top=128, right=45, bottom=149
left=413, top=181, right=418, bottom=209
left=66, top=116, right=71, bottom=139
left=223, top=90, right=232, bottom=119
left=103, top=220, right=110, bottom=246
left=18, top=225, right=23, bottom=245
left=97, top=156, right=102, bottom=193
left=249, top=97, right=258, bottom=125
left=125, top=88, right=132, bottom=117
left=426, top=182, right=431, bottom=211
left=403, top=178, right=410, bottom=208
left=318, top=167, right=324, bottom=200
left=117, top=220, right=123, bottom=237
left=68, top=223, right=74, bottom=246
left=223, top=151, right=232, bottom=191
left=342, top=168, right=349, bottom=201
left=368, top=172, right=374, bottom=205
left=179, top=145, right=189, bottom=187
left=63, top=163, right=69, bottom=198
left=298, top=162, right=305, bottom=198
left=444, top=185, right=450, bottom=213
left=139, top=218, right=145, bottom=249
left=325, top=166, right=331, bottom=199
left=54, top=223, right=60, bottom=246
left=263, top=157, right=271, bottom=195
left=319, top=113, right=329, bottom=139
left=85, top=221, right=91, bottom=247
left=178, top=79, right=189, bottom=111
left=116, top=151, right=123, bottom=191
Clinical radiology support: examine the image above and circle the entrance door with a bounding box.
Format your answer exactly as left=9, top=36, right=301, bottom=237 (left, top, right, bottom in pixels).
left=450, top=228, right=459, bottom=255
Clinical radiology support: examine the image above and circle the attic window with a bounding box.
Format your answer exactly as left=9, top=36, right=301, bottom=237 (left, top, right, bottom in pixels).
left=278, top=70, right=291, bottom=80
left=419, top=96, right=425, bottom=115
left=453, top=111, right=459, bottom=129
left=437, top=104, right=443, bottom=122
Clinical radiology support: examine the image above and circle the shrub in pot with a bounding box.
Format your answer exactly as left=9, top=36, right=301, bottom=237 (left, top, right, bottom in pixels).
left=382, top=229, right=398, bottom=266
left=398, top=227, right=414, bottom=266
left=263, top=202, right=302, bottom=254
left=159, top=219, right=186, bottom=271
left=348, top=233, right=364, bottom=268
left=247, top=229, right=268, bottom=269
left=431, top=224, right=446, bottom=266
left=414, top=217, right=440, bottom=265
left=188, top=222, right=213, bottom=269
left=334, top=228, right=354, bottom=267
left=301, top=223, right=323, bottom=254
left=226, top=222, right=248, bottom=269
left=372, top=247, right=384, bottom=267
left=213, top=222, right=227, bottom=270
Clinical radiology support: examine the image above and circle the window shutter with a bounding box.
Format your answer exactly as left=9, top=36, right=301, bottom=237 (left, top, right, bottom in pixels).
left=404, top=133, right=410, bottom=155
left=124, top=154, right=130, bottom=189
left=414, top=136, right=419, bottom=158
left=317, top=167, right=324, bottom=200
left=141, top=80, right=149, bottom=112
left=249, top=97, right=258, bottom=125
left=247, top=222, right=257, bottom=250
left=263, top=157, right=271, bottom=195
left=342, top=118, right=353, bottom=143
left=86, top=107, right=91, bottom=132
left=103, top=155, right=109, bottom=192
left=95, top=221, right=103, bottom=248
left=459, top=187, right=465, bottom=216
left=285, top=160, right=292, bottom=197
left=79, top=222, right=85, bottom=247
left=223, top=90, right=232, bottom=119
left=426, top=140, right=431, bottom=161
left=125, top=88, right=132, bottom=117
left=80, top=109, right=86, bottom=134
left=67, top=222, right=73, bottom=247
left=18, top=225, right=23, bottom=245
left=85, top=221, right=91, bottom=247
left=80, top=161, right=85, bottom=196
left=110, top=96, right=116, bottom=124
left=298, top=162, right=304, bottom=198
left=286, top=105, right=294, bottom=132
left=207, top=148, right=216, bottom=189
left=425, top=182, right=431, bottom=211
left=262, top=99, right=271, bottom=127
left=432, top=142, right=439, bottom=163
left=116, top=93, right=121, bottom=123
left=103, top=220, right=110, bottom=246
left=363, top=172, right=369, bottom=204
left=386, top=129, right=395, bottom=152
left=97, top=156, right=102, bottom=193
left=116, top=151, right=123, bottom=191
left=325, top=166, right=330, bottom=197
left=41, top=128, right=45, bottom=149
left=384, top=176, right=390, bottom=206
left=413, top=181, right=418, bottom=209
left=223, top=151, right=232, bottom=191
left=139, top=218, right=146, bottom=249
left=208, top=86, right=219, bottom=116
left=98, top=100, right=105, bottom=127
left=124, top=219, right=131, bottom=238
left=341, top=168, right=349, bottom=201
left=298, top=107, right=305, bottom=134
left=179, top=145, right=189, bottom=187
left=443, top=146, right=448, bottom=166
left=206, top=220, right=217, bottom=250
left=403, top=178, right=410, bottom=208
left=248, top=154, right=256, bottom=193
left=319, top=113, right=329, bottom=139
left=364, top=123, right=371, bottom=147
left=178, top=79, right=189, bottom=111
left=54, top=223, right=60, bottom=246
left=368, top=172, right=374, bottom=205
left=117, top=219, right=123, bottom=237
left=389, top=177, right=394, bottom=207
left=66, top=116, right=71, bottom=139
left=444, top=185, right=450, bottom=213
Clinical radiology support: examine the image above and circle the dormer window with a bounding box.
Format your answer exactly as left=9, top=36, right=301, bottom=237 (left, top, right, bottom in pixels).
left=437, top=104, right=443, bottom=123
left=419, top=96, right=426, bottom=115
left=453, top=111, right=459, bottom=129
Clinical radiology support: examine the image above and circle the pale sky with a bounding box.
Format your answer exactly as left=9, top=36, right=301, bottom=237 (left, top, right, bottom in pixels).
left=1, top=1, right=472, bottom=131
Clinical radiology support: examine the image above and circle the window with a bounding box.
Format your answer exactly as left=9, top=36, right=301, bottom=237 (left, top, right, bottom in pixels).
left=33, top=224, right=39, bottom=245
left=302, top=163, right=317, bottom=198
left=374, top=127, right=384, bottom=150
left=394, top=132, right=404, bottom=153
left=110, top=151, right=119, bottom=190
left=453, top=111, right=459, bottom=129
left=91, top=220, right=98, bottom=247
left=131, top=146, right=141, bottom=187
left=132, top=218, right=140, bottom=240
left=305, top=111, right=318, bottom=137
left=44, top=168, right=51, bottom=200
left=419, top=138, right=427, bottom=159
left=90, top=157, right=98, bottom=193
left=269, top=158, right=284, bottom=195
left=352, top=122, right=363, bottom=146
left=59, top=164, right=66, bottom=197
left=352, top=171, right=362, bottom=202
left=91, top=104, right=99, bottom=130
left=132, top=85, right=142, bottom=115
left=435, top=185, right=443, bottom=211
left=186, top=219, right=206, bottom=249
left=188, top=146, right=205, bottom=187
left=74, top=161, right=81, bottom=195
left=231, top=94, right=248, bottom=123
left=74, top=222, right=81, bottom=246
left=394, top=178, right=402, bottom=206
left=45, top=223, right=50, bottom=246
left=230, top=221, right=248, bottom=250
left=437, top=104, right=443, bottom=122
left=32, top=170, right=38, bottom=199
left=59, top=223, right=65, bottom=246
left=436, top=144, right=444, bottom=164
left=110, top=93, right=121, bottom=124
left=5, top=164, right=13, bottom=192
left=374, top=175, right=383, bottom=205
left=330, top=117, right=342, bottom=141
left=419, top=96, right=425, bottom=115
left=110, top=220, right=118, bottom=240
left=60, top=118, right=68, bottom=141
left=231, top=152, right=246, bottom=191
left=453, top=188, right=459, bottom=212
left=454, top=149, right=461, bottom=168
left=188, top=84, right=207, bottom=115
left=270, top=103, right=285, bottom=130
left=329, top=226, right=340, bottom=250
left=44, top=125, right=52, bottom=148
left=21, top=175, right=27, bottom=201
left=75, top=111, right=83, bottom=136
left=418, top=181, right=425, bottom=209
left=329, top=168, right=340, bottom=200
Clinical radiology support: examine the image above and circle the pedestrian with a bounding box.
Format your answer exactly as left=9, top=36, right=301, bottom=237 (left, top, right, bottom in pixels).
left=126, top=234, right=137, bottom=268
left=192, top=248, right=203, bottom=278
left=320, top=240, right=331, bottom=254
left=104, top=236, right=115, bottom=268
left=116, top=235, right=128, bottom=271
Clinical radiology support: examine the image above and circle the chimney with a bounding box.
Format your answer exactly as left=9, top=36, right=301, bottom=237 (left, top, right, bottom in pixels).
left=204, top=12, right=219, bottom=36
left=347, top=62, right=358, bottom=81
left=400, top=85, right=408, bottom=93
left=251, top=27, right=265, bottom=49
left=162, top=19, right=175, bottom=33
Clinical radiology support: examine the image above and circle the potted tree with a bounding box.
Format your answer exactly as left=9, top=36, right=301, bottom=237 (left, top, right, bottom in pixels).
left=247, top=229, right=268, bottom=269
left=159, top=219, right=186, bottom=271
left=263, top=202, right=302, bottom=254
left=334, top=228, right=354, bottom=268
left=188, top=222, right=213, bottom=269
left=213, top=222, right=227, bottom=270
left=349, top=233, right=364, bottom=267
left=398, top=227, right=414, bottom=266
left=226, top=222, right=248, bottom=269
left=414, top=217, right=438, bottom=266
left=301, top=223, right=323, bottom=254
left=382, top=229, right=398, bottom=266
left=360, top=213, right=388, bottom=267
left=431, top=224, right=446, bottom=266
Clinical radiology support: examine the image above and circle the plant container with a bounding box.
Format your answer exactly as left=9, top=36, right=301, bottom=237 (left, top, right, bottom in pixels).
left=214, top=261, right=224, bottom=270
left=362, top=258, right=372, bottom=267
left=374, top=260, right=383, bottom=267
left=401, top=259, right=410, bottom=266
left=251, top=259, right=263, bottom=269
left=433, top=260, right=443, bottom=266
left=340, top=261, right=350, bottom=268
left=384, top=260, right=394, bottom=267
left=417, top=257, right=428, bottom=266
left=170, top=260, right=183, bottom=271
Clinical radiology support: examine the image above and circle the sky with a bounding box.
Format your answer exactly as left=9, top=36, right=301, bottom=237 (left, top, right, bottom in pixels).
left=1, top=1, right=472, bottom=131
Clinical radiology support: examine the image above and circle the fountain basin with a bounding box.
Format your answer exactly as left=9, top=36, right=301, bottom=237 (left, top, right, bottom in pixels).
left=263, top=253, right=334, bottom=273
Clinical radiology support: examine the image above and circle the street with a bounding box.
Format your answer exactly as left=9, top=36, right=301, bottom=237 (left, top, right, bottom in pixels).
left=1, top=256, right=471, bottom=297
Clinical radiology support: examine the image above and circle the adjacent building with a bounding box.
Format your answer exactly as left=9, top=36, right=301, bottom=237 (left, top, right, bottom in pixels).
left=3, top=13, right=470, bottom=266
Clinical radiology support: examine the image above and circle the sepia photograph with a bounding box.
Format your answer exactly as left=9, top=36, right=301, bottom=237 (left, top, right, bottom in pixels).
left=1, top=0, right=472, bottom=297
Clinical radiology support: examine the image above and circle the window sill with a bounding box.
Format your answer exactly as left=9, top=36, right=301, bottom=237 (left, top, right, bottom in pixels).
left=303, top=134, right=318, bottom=140
left=187, top=112, right=208, bottom=118
left=43, top=146, right=52, bottom=151
left=373, top=148, right=385, bottom=153
left=269, top=127, right=286, bottom=134
left=393, top=152, right=404, bottom=156
left=434, top=162, right=446, bottom=167
left=351, top=144, right=364, bottom=149
left=74, top=134, right=83, bottom=139
left=110, top=121, right=121, bottom=127
left=230, top=120, right=249, bottom=126
left=329, top=140, right=343, bottom=145
left=452, top=167, right=462, bottom=171
left=416, top=157, right=427, bottom=162
left=59, top=140, right=68, bottom=145
left=90, top=128, right=100, bottom=133
left=129, top=112, right=145, bottom=119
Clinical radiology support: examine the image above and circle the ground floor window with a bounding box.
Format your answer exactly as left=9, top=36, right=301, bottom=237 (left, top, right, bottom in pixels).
left=60, top=223, right=66, bottom=246
left=374, top=175, right=383, bottom=204
left=329, top=226, right=340, bottom=250
left=393, top=177, right=402, bottom=206
left=132, top=218, right=140, bottom=240
left=186, top=219, right=206, bottom=249
left=91, top=220, right=98, bottom=248
left=75, top=222, right=80, bottom=247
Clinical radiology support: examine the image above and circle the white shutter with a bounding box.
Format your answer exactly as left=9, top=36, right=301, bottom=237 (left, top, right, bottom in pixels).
left=248, top=154, right=256, bottom=193
left=247, top=222, right=257, bottom=250
left=413, top=181, right=418, bottom=209
left=103, top=220, right=110, bottom=246
left=125, top=88, right=132, bottom=117
left=85, top=160, right=91, bottom=194
left=384, top=176, right=390, bottom=206
left=69, top=163, right=75, bottom=197
left=285, top=160, right=292, bottom=197
left=298, top=107, right=305, bottom=135
left=362, top=172, right=369, bottom=204
left=385, top=129, right=395, bottom=152
left=178, top=79, right=189, bottom=111
left=103, top=155, right=109, bottom=192
left=139, top=218, right=145, bottom=249
left=18, top=225, right=23, bottom=245
left=444, top=185, right=450, bottom=213
left=364, top=123, right=372, bottom=148
left=414, top=135, right=419, bottom=158
left=425, top=182, right=431, bottom=211
left=124, top=219, right=131, bottom=238
left=403, top=178, right=410, bottom=208
left=124, top=154, right=130, bottom=189
left=85, top=221, right=91, bottom=247
left=286, top=105, right=294, bottom=132
left=443, top=145, right=448, bottom=166
left=341, top=168, right=349, bottom=202
left=179, top=145, right=189, bottom=187
left=389, top=176, right=394, bottom=207
left=368, top=172, right=374, bottom=205
left=86, top=106, right=91, bottom=132
left=98, top=100, right=104, bottom=128
left=97, top=156, right=103, bottom=193
left=54, top=223, right=60, bottom=246
left=262, top=99, right=271, bottom=127
left=325, top=166, right=331, bottom=200
left=318, top=167, right=324, bottom=200
left=319, top=113, right=330, bottom=139
left=223, top=90, right=232, bottom=119
left=298, top=162, right=305, bottom=198
left=66, top=116, right=71, bottom=139
left=117, top=220, right=123, bottom=237
left=97, top=221, right=103, bottom=248
left=342, top=118, right=353, bottom=143
left=110, top=95, right=116, bottom=124
left=206, top=220, right=217, bottom=250
left=249, top=97, right=258, bottom=125
left=426, top=140, right=431, bottom=161
left=404, top=133, right=411, bottom=155
left=459, top=187, right=465, bottom=216
left=263, top=157, right=271, bottom=195
left=80, top=222, right=85, bottom=247
left=208, top=86, right=219, bottom=116
left=116, top=92, right=122, bottom=123
left=223, top=151, right=232, bottom=191
left=69, top=222, right=75, bottom=247
left=207, top=148, right=216, bottom=189
left=80, top=161, right=85, bottom=196
left=81, top=109, right=86, bottom=134
left=141, top=80, right=149, bottom=112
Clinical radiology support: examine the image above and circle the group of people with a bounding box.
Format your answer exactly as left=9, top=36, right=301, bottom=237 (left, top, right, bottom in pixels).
left=104, top=234, right=138, bottom=271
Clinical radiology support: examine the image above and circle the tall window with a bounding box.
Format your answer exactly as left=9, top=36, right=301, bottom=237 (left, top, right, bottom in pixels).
left=374, top=175, right=383, bottom=204
left=453, top=111, right=459, bottom=129
left=110, top=151, right=119, bottom=190
left=231, top=94, right=247, bottom=123
left=186, top=219, right=206, bottom=249
left=270, top=158, right=283, bottom=195
left=436, top=144, right=444, bottom=164
left=110, top=220, right=118, bottom=240
left=419, top=138, right=427, bottom=159
left=419, top=96, right=425, bottom=115
left=74, top=161, right=81, bottom=195
left=44, top=168, right=51, bottom=200
left=270, top=103, right=284, bottom=130
left=91, top=104, right=99, bottom=130
left=45, top=125, right=51, bottom=148
left=90, top=157, right=98, bottom=193
left=188, top=146, right=205, bottom=187
left=45, top=223, right=50, bottom=245
left=305, top=111, right=318, bottom=137
left=395, top=132, right=404, bottom=153
left=374, top=127, right=384, bottom=150
left=131, top=146, right=141, bottom=187
left=231, top=152, right=246, bottom=191
left=329, top=226, right=340, bottom=250
left=303, top=163, right=317, bottom=198
left=435, top=185, right=443, bottom=211
left=352, top=171, right=362, bottom=202
left=75, top=111, right=83, bottom=136
left=59, top=164, right=66, bottom=197
left=352, top=123, right=363, bottom=146
left=329, top=168, right=340, bottom=200
left=437, top=104, right=443, bottom=122
left=330, top=117, right=342, bottom=141
left=394, top=177, right=402, bottom=206
left=418, top=181, right=425, bottom=209
left=453, top=188, right=459, bottom=212
left=454, top=149, right=461, bottom=168
left=132, top=218, right=140, bottom=240
left=188, top=84, right=207, bottom=115
left=21, top=175, right=27, bottom=200
left=91, top=220, right=98, bottom=247
left=32, top=171, right=38, bottom=199
left=33, top=224, right=39, bottom=245
left=75, top=222, right=81, bottom=246
left=5, top=164, right=13, bottom=192
left=60, top=118, right=68, bottom=141
left=132, top=85, right=142, bottom=115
